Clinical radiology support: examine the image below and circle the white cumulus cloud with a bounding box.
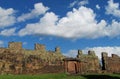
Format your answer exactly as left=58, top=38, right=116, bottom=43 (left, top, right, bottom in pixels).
left=0, top=7, right=16, bottom=28
left=17, top=3, right=49, bottom=22
left=69, top=1, right=78, bottom=8
left=18, top=5, right=120, bottom=39
left=78, top=0, right=88, bottom=6
left=96, top=4, right=100, bottom=10
left=105, top=0, right=120, bottom=17
left=64, top=50, right=78, bottom=57
left=18, top=12, right=58, bottom=36
left=18, top=6, right=107, bottom=39
left=84, top=47, right=120, bottom=59
left=69, top=0, right=88, bottom=8
left=64, top=46, right=120, bottom=59
left=0, top=28, right=16, bottom=36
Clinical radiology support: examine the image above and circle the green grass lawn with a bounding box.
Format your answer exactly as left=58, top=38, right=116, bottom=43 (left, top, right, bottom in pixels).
left=0, top=73, right=120, bottom=79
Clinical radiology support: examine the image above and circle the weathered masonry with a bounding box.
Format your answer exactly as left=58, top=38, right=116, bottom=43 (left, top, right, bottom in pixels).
left=64, top=50, right=100, bottom=74
left=0, top=42, right=120, bottom=74
left=0, top=42, right=65, bottom=74
left=102, top=52, right=120, bottom=73
left=64, top=50, right=120, bottom=74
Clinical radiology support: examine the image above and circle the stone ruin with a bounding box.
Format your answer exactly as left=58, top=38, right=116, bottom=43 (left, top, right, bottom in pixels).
left=63, top=50, right=101, bottom=74
left=0, top=42, right=65, bottom=74
left=64, top=50, right=120, bottom=74
left=0, top=42, right=120, bottom=74
left=102, top=52, right=120, bottom=73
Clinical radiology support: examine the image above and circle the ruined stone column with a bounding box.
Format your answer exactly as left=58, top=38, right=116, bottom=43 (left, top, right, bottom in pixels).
left=8, top=42, right=22, bottom=50
left=34, top=43, right=46, bottom=52
left=88, top=50, right=95, bottom=56
left=101, top=52, right=108, bottom=70
left=55, top=47, right=61, bottom=53
left=77, top=50, right=82, bottom=58
left=112, top=54, right=119, bottom=58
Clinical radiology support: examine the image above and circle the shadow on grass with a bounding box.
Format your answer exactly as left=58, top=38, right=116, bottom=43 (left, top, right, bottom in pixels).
left=82, top=75, right=120, bottom=79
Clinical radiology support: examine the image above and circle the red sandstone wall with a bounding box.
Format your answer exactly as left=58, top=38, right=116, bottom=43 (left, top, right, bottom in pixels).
left=102, top=53, right=120, bottom=73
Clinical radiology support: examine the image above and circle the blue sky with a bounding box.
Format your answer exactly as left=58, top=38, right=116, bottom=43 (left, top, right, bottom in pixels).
left=0, top=0, right=120, bottom=58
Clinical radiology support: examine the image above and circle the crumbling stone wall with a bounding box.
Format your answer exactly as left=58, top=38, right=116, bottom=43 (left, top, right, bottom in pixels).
left=64, top=50, right=100, bottom=74
left=102, top=52, right=120, bottom=73
left=77, top=50, right=100, bottom=73
left=34, top=43, right=46, bottom=52
left=0, top=42, right=65, bottom=74
left=8, top=42, right=22, bottom=50
left=64, top=50, right=120, bottom=74
left=0, top=42, right=120, bottom=74
left=55, top=47, right=61, bottom=53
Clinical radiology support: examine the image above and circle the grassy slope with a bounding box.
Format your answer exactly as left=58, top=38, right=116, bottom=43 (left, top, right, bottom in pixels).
left=0, top=73, right=120, bottom=79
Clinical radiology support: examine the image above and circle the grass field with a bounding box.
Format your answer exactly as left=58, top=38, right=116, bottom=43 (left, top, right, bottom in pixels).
left=0, top=73, right=120, bottom=79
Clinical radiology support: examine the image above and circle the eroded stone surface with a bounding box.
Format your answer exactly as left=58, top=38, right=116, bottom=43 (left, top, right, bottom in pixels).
left=102, top=52, right=120, bottom=73
left=64, top=50, right=120, bottom=74
left=0, top=42, right=120, bottom=74
left=0, top=42, right=64, bottom=74
left=64, top=50, right=100, bottom=74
